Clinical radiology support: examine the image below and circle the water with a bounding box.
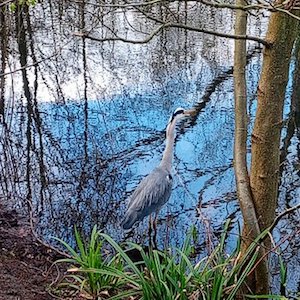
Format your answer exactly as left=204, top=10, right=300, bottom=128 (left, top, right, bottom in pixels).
left=0, top=0, right=299, bottom=295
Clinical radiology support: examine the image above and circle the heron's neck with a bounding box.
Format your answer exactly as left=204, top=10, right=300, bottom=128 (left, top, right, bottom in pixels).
left=160, top=121, right=176, bottom=173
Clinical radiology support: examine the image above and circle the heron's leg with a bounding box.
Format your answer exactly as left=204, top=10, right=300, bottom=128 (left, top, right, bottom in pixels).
left=153, top=212, right=158, bottom=233
left=152, top=211, right=158, bottom=249
left=148, top=214, right=153, bottom=246
left=164, top=210, right=170, bottom=250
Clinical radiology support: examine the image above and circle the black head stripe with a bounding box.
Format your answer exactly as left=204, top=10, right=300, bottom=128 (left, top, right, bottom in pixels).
left=168, top=108, right=185, bottom=124
left=173, top=108, right=184, bottom=117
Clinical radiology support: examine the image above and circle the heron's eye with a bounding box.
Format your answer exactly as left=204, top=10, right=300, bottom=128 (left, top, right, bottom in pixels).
left=167, top=174, right=172, bottom=181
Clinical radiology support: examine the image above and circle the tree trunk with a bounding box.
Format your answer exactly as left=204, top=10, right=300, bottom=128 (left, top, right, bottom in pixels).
left=234, top=0, right=261, bottom=244
left=0, top=3, right=7, bottom=120
left=250, top=5, right=299, bottom=294
left=291, top=36, right=300, bottom=119
left=250, top=9, right=299, bottom=232
left=233, top=0, right=268, bottom=294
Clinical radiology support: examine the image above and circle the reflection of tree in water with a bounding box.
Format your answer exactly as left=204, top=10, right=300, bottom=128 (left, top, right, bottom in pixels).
left=0, top=0, right=299, bottom=292
left=274, top=39, right=300, bottom=289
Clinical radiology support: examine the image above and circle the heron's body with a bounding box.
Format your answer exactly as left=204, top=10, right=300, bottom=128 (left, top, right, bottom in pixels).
left=122, top=167, right=172, bottom=229
left=121, top=108, right=193, bottom=229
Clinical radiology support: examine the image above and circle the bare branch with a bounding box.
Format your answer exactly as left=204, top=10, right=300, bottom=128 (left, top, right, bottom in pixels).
left=249, top=228, right=299, bottom=276
left=73, top=23, right=166, bottom=44
left=167, top=22, right=270, bottom=46
left=199, top=0, right=299, bottom=12
left=275, top=6, right=300, bottom=20
left=199, top=0, right=271, bottom=10
left=68, top=0, right=285, bottom=11
left=247, top=204, right=300, bottom=274
left=69, top=0, right=300, bottom=17
left=26, top=200, right=70, bottom=258
left=76, top=22, right=270, bottom=46
left=233, top=203, right=300, bottom=282
left=0, top=42, right=70, bottom=77
left=240, top=204, right=300, bottom=250
left=70, top=0, right=164, bottom=8
left=0, top=0, right=14, bottom=7
left=0, top=55, right=56, bottom=77
left=268, top=203, right=300, bottom=233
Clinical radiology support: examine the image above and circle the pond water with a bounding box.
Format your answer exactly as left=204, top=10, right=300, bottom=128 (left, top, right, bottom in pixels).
left=0, top=0, right=299, bottom=295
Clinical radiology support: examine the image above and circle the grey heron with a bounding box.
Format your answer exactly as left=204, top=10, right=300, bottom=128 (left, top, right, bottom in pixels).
left=121, top=107, right=194, bottom=230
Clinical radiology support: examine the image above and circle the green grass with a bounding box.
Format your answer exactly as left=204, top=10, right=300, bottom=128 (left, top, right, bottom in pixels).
left=54, top=221, right=289, bottom=300
left=54, top=225, right=125, bottom=298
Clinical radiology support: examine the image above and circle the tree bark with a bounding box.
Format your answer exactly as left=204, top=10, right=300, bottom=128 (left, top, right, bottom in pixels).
left=0, top=2, right=7, bottom=120
left=250, top=4, right=299, bottom=293
left=233, top=0, right=269, bottom=294
left=234, top=0, right=261, bottom=244
left=250, top=8, right=299, bottom=232
left=291, top=36, right=300, bottom=118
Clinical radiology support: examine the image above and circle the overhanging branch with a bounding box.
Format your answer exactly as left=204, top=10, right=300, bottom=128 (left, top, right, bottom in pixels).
left=75, top=22, right=270, bottom=47
left=167, top=22, right=270, bottom=46
left=69, top=0, right=300, bottom=12
left=199, top=0, right=271, bottom=10
left=73, top=23, right=166, bottom=44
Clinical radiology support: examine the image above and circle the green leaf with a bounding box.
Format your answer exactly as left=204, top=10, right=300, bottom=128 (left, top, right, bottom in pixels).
left=245, top=295, right=288, bottom=299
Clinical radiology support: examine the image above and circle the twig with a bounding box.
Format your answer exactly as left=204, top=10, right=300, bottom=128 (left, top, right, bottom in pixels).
left=26, top=200, right=70, bottom=258
left=174, top=167, right=215, bottom=253
left=68, top=0, right=291, bottom=12
left=248, top=228, right=300, bottom=276
left=274, top=6, right=300, bottom=20
left=73, top=23, right=166, bottom=44
left=268, top=203, right=300, bottom=234
left=167, top=22, right=270, bottom=46
left=29, top=225, right=70, bottom=258
left=199, top=0, right=272, bottom=10
left=0, top=0, right=14, bottom=7
left=0, top=41, right=72, bottom=78
left=243, top=203, right=300, bottom=248
left=239, top=203, right=300, bottom=267
left=70, top=0, right=163, bottom=8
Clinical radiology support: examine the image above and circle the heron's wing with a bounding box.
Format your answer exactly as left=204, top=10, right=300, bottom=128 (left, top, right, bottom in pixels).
left=127, top=167, right=173, bottom=215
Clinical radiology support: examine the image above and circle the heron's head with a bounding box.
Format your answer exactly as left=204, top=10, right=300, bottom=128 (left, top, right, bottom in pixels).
left=166, top=107, right=195, bottom=138
left=168, top=107, right=195, bottom=124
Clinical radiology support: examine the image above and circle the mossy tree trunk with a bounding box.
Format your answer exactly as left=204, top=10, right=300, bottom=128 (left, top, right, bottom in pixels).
left=234, top=1, right=261, bottom=242
left=249, top=4, right=299, bottom=295
left=250, top=10, right=299, bottom=234
left=233, top=0, right=269, bottom=294
left=234, top=0, right=299, bottom=295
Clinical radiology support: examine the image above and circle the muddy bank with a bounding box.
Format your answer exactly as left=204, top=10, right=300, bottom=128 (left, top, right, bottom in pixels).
left=0, top=205, right=64, bottom=300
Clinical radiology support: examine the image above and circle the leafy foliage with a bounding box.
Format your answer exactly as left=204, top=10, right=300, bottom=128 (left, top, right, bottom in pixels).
left=54, top=221, right=288, bottom=299
left=54, top=226, right=125, bottom=298
left=9, top=0, right=37, bottom=12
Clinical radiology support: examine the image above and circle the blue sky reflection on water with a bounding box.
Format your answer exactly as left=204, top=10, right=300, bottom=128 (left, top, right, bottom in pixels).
left=37, top=62, right=254, bottom=250
left=33, top=52, right=300, bottom=293
left=1, top=1, right=299, bottom=293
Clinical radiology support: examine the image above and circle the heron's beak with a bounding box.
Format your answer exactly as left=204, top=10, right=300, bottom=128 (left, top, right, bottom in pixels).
left=184, top=109, right=197, bottom=117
